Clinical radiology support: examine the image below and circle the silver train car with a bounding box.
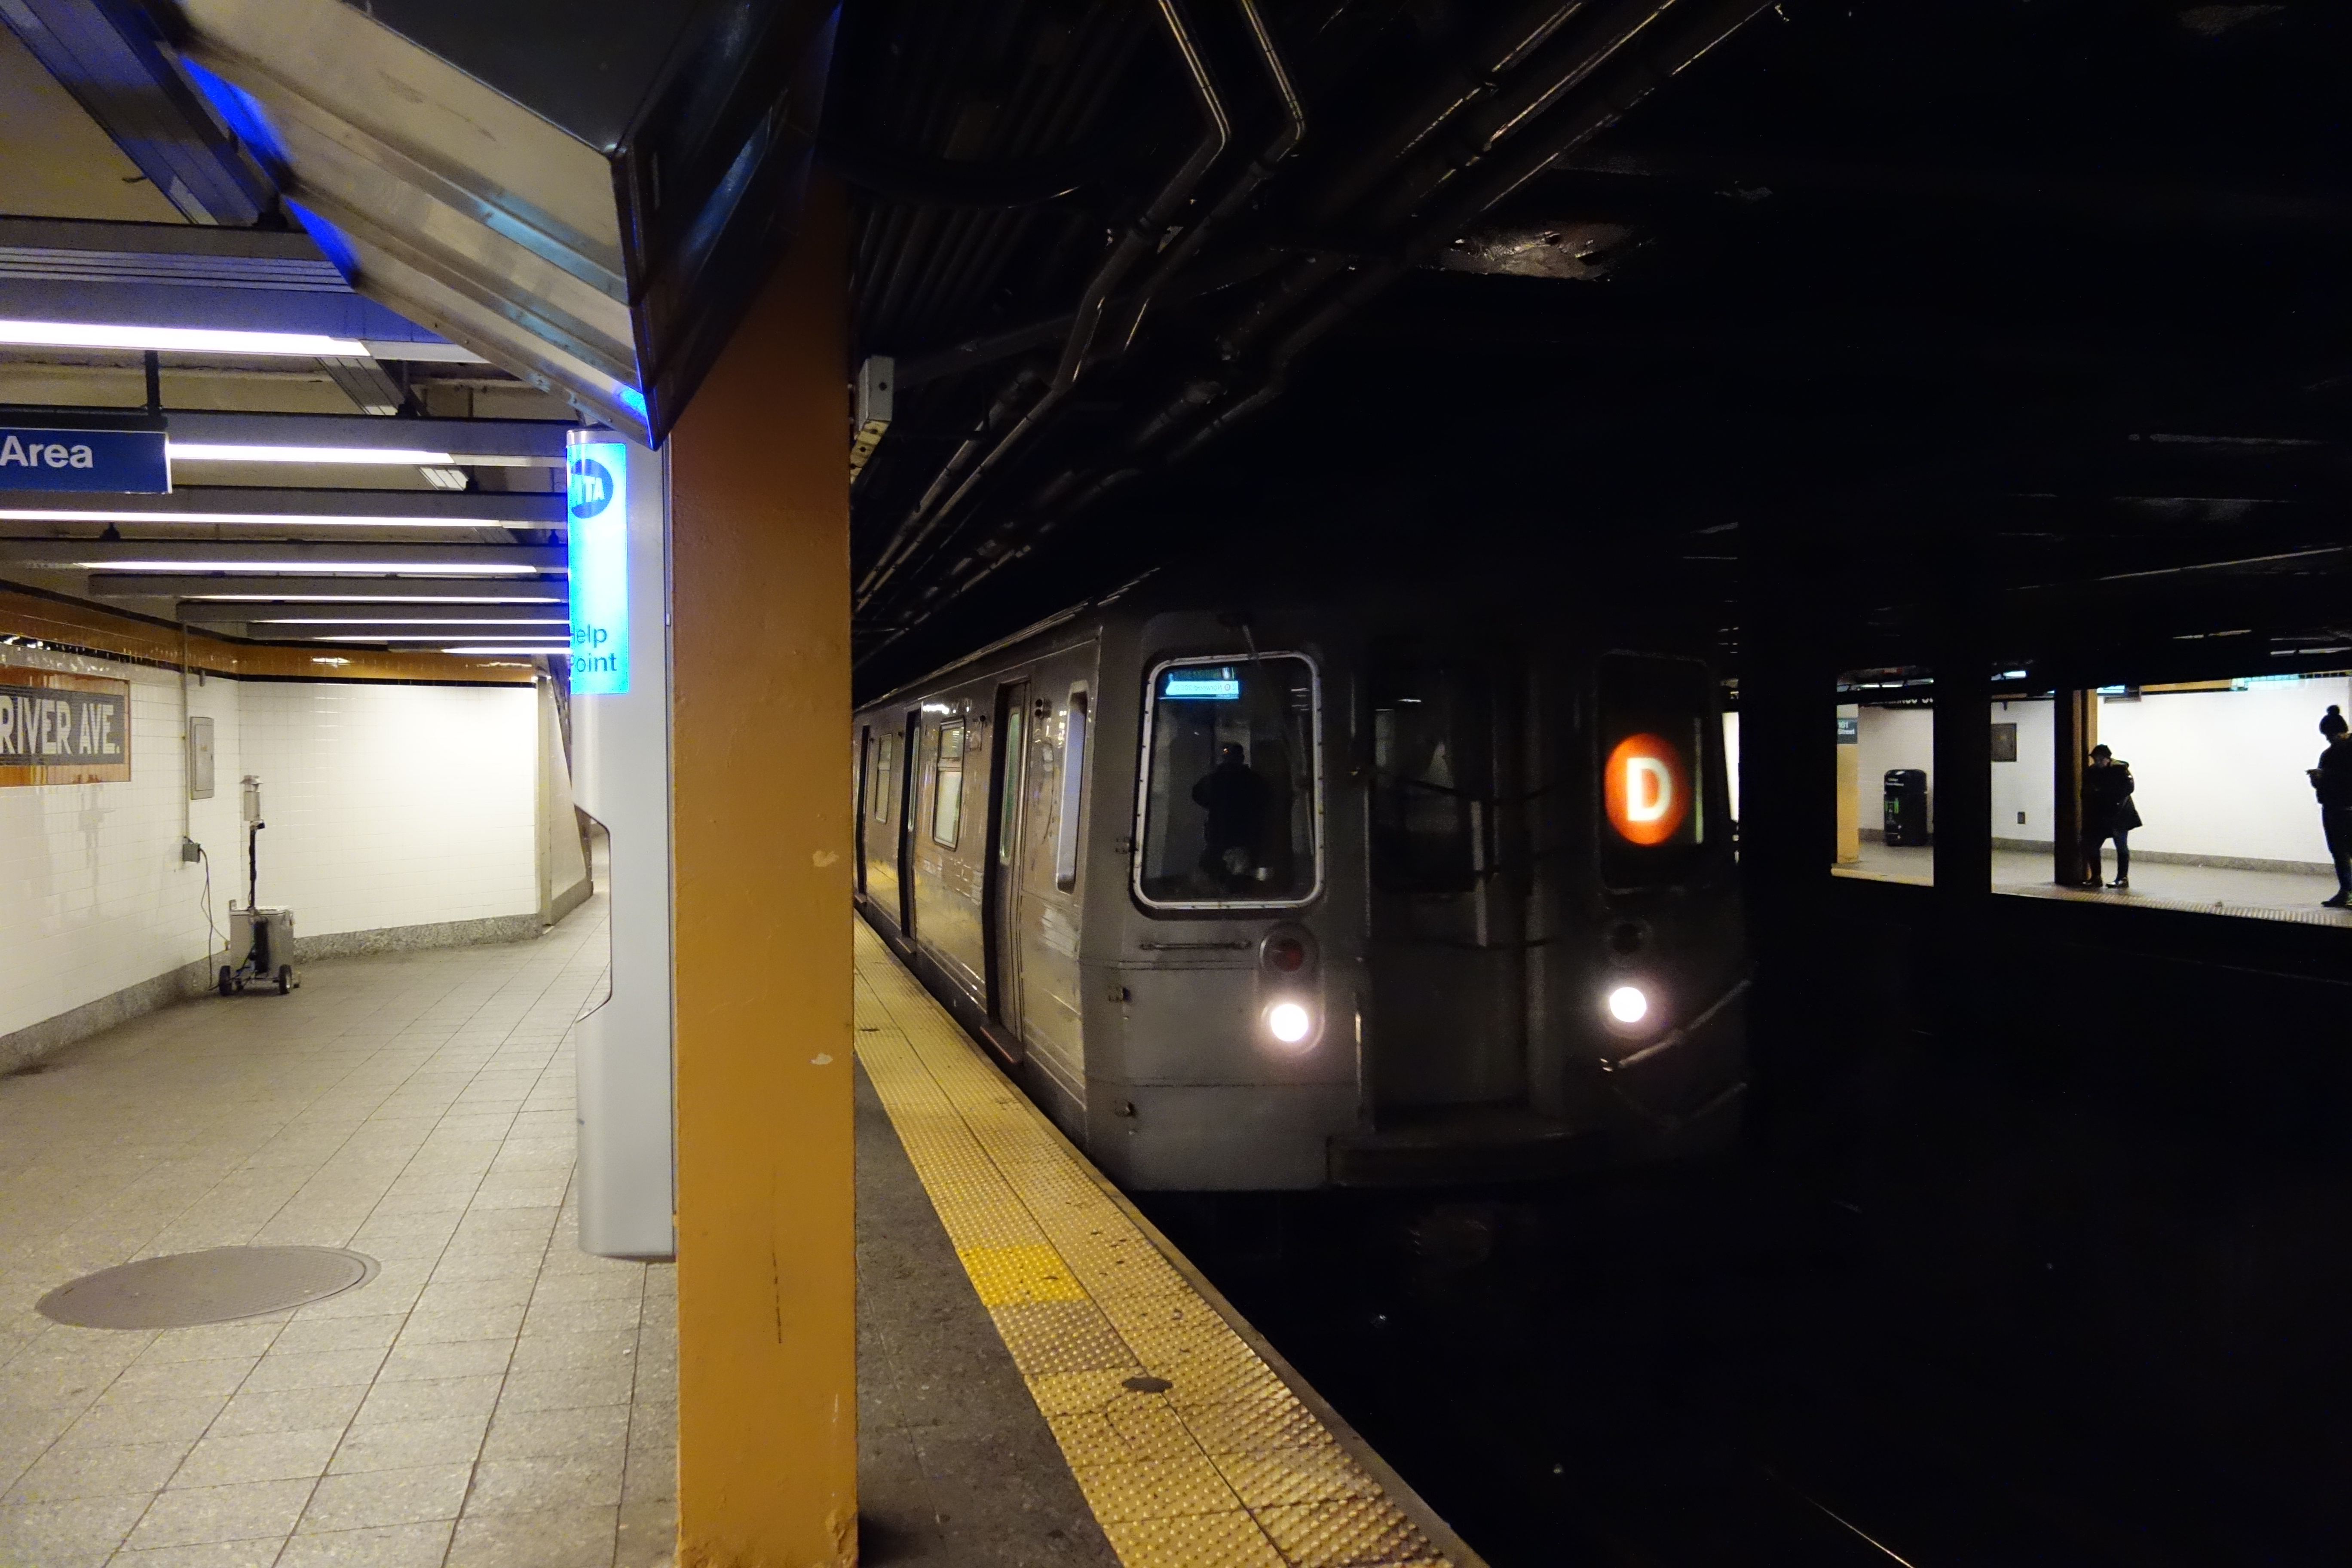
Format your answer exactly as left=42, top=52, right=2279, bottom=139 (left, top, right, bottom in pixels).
left=853, top=577, right=1747, bottom=1190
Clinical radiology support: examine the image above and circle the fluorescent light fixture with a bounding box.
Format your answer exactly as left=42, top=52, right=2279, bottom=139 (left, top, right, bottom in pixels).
left=164, top=444, right=557, bottom=469
left=0, top=508, right=552, bottom=530
left=253, top=617, right=562, bottom=626
left=313, top=632, right=569, bottom=642
left=83, top=560, right=538, bottom=575
left=444, top=644, right=570, bottom=655
left=176, top=591, right=558, bottom=602
left=0, top=319, right=367, bottom=356
left=168, top=443, right=458, bottom=465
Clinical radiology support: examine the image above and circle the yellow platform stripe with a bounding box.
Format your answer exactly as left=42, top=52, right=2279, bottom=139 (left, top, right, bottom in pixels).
left=853, top=920, right=1481, bottom=1568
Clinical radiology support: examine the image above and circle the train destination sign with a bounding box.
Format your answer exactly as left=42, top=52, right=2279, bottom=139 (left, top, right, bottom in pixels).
left=0, top=671, right=132, bottom=785
left=0, top=427, right=169, bottom=493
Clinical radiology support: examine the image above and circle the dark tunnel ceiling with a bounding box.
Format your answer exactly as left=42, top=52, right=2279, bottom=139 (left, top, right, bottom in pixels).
left=831, top=0, right=2352, bottom=698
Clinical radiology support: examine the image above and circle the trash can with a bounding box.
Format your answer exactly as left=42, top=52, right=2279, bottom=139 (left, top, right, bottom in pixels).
left=1883, top=768, right=1930, bottom=845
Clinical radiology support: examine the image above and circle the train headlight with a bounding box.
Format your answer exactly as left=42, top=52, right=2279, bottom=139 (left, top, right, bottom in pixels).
left=1264, top=1000, right=1314, bottom=1046
left=1605, top=984, right=1650, bottom=1026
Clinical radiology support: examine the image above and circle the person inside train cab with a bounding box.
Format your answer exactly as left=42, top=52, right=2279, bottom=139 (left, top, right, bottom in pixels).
left=2308, top=704, right=2352, bottom=908
left=1194, top=741, right=1271, bottom=888
left=2081, top=743, right=2139, bottom=890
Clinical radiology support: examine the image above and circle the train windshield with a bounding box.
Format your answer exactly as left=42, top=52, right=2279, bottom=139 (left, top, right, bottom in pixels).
left=1597, top=653, right=1718, bottom=891
left=1137, top=655, right=1322, bottom=909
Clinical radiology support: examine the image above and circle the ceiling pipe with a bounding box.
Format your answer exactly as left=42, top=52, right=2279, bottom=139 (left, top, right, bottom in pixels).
left=854, top=0, right=1233, bottom=612
left=1161, top=0, right=1773, bottom=466
left=891, top=0, right=1776, bottom=635
left=1096, top=0, right=1307, bottom=360
left=903, top=0, right=1308, bottom=603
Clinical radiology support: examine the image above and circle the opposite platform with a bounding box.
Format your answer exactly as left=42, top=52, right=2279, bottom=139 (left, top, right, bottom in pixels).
left=853, top=919, right=1483, bottom=1568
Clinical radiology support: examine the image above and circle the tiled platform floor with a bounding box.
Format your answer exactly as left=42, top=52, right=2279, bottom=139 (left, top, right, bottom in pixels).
left=0, top=893, right=677, bottom=1568
left=1837, top=842, right=2352, bottom=926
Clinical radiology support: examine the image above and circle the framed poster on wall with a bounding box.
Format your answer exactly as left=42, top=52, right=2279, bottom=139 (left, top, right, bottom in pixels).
left=0, top=669, right=132, bottom=785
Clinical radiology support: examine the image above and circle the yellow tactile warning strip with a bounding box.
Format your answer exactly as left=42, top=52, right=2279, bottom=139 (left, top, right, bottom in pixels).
left=854, top=920, right=1484, bottom=1568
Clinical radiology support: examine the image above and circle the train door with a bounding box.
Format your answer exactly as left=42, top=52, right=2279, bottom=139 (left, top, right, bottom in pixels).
left=1364, top=653, right=1528, bottom=1108
left=983, top=680, right=1029, bottom=1045
left=895, top=708, right=919, bottom=935
left=1015, top=678, right=1091, bottom=1102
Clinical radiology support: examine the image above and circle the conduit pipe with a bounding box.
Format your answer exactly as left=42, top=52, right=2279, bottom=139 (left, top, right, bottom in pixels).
left=907, top=0, right=1774, bottom=632
left=1097, top=0, right=1306, bottom=358
left=854, top=0, right=1231, bottom=612
left=920, top=0, right=1306, bottom=599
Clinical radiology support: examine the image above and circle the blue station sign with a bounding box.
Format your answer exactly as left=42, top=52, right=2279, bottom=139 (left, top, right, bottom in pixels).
left=0, top=427, right=169, bottom=493
left=566, top=431, right=629, bottom=695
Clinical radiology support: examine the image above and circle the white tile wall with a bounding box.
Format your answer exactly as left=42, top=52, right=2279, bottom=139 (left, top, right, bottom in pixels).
left=233, top=682, right=539, bottom=937
left=0, top=653, right=541, bottom=1041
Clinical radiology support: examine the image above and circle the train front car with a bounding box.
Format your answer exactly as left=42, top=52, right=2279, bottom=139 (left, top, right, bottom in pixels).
left=854, top=585, right=1748, bottom=1192
left=1090, top=603, right=1747, bottom=1191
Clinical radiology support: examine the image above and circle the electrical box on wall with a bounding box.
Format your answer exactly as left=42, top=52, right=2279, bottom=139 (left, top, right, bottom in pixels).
left=187, top=716, right=214, bottom=799
left=571, top=433, right=677, bottom=1262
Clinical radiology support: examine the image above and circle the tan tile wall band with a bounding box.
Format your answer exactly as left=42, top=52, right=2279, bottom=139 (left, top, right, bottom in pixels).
left=853, top=921, right=1486, bottom=1568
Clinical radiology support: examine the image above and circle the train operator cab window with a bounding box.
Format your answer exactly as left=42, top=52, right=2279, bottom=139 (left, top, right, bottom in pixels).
left=1597, top=653, right=1721, bottom=891
left=1136, top=655, right=1322, bottom=910
left=931, top=721, right=965, bottom=849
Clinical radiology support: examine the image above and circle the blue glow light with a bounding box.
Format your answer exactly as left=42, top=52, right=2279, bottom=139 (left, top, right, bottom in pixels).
left=614, top=386, right=647, bottom=419
left=283, top=202, right=361, bottom=284
left=567, top=433, right=630, bottom=695
left=1163, top=672, right=1240, bottom=700
left=181, top=58, right=292, bottom=181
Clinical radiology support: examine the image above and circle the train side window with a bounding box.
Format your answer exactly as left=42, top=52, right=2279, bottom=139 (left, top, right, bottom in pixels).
left=931, top=722, right=965, bottom=848
left=1053, top=689, right=1087, bottom=890
left=870, top=731, right=898, bottom=823
left=1370, top=665, right=1484, bottom=894
left=1135, top=654, right=1322, bottom=910
left=1596, top=653, right=1718, bottom=891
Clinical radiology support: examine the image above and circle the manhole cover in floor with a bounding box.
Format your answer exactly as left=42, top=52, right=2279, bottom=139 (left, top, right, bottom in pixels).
left=36, top=1246, right=379, bottom=1329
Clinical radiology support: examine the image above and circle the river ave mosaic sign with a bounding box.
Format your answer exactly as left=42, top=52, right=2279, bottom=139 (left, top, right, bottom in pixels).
left=0, top=671, right=132, bottom=785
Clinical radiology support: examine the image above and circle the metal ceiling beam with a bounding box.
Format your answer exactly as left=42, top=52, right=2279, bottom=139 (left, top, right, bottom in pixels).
left=0, top=539, right=563, bottom=570
left=169, top=0, right=837, bottom=444
left=0, top=215, right=476, bottom=357
left=185, top=602, right=566, bottom=626
left=0, top=486, right=565, bottom=524
left=0, top=0, right=274, bottom=227
left=89, top=573, right=567, bottom=601
left=156, top=411, right=573, bottom=459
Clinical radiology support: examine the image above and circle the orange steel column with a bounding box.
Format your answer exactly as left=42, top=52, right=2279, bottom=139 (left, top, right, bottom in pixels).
left=666, top=185, right=855, bottom=1566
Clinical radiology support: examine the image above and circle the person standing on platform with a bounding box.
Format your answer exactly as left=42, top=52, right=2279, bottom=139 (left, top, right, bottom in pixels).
left=2082, top=743, right=2140, bottom=890
left=2308, top=705, right=2352, bottom=908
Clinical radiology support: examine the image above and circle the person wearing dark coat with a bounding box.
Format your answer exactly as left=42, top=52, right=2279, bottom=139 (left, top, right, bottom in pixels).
left=1193, top=742, right=1271, bottom=888
left=2081, top=743, right=2141, bottom=889
left=2308, top=705, right=2352, bottom=908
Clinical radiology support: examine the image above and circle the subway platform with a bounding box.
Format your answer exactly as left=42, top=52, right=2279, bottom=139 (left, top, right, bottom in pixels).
left=0, top=893, right=1476, bottom=1567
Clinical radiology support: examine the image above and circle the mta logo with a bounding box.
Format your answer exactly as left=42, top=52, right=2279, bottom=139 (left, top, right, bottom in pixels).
left=569, top=457, right=617, bottom=520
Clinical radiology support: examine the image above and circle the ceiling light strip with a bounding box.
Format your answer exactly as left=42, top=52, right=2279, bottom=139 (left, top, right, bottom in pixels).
left=0, top=319, right=368, bottom=356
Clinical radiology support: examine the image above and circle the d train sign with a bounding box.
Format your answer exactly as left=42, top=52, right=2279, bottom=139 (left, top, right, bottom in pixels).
left=1604, top=731, right=1690, bottom=846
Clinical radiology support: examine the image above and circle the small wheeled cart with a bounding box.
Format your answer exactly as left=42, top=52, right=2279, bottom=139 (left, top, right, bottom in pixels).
left=217, top=774, right=297, bottom=996
left=221, top=905, right=298, bottom=995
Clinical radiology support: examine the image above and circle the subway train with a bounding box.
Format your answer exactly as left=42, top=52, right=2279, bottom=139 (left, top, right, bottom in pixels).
left=852, top=572, right=1747, bottom=1190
